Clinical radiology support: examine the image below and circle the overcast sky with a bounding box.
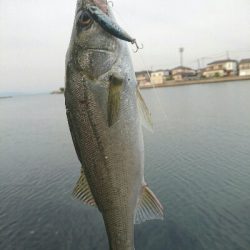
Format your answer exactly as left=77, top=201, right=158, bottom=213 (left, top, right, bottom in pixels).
left=0, top=0, right=250, bottom=93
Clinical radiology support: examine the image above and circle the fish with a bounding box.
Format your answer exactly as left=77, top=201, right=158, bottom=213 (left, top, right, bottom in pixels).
left=65, top=0, right=164, bottom=249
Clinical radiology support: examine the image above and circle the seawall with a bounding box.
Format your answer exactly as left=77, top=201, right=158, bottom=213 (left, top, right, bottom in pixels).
left=140, top=76, right=250, bottom=89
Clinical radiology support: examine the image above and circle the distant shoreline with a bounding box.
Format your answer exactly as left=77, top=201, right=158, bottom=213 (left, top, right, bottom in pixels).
left=51, top=91, right=64, bottom=94
left=140, top=76, right=250, bottom=89
left=0, top=96, right=12, bottom=99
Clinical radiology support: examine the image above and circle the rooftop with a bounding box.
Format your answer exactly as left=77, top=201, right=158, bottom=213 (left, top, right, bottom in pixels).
left=208, top=59, right=237, bottom=65
left=239, top=58, right=250, bottom=64
left=152, top=69, right=170, bottom=73
left=172, top=66, right=192, bottom=70
left=135, top=71, right=151, bottom=76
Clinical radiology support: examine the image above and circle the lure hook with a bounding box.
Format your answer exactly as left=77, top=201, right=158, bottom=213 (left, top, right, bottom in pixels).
left=132, top=40, right=143, bottom=53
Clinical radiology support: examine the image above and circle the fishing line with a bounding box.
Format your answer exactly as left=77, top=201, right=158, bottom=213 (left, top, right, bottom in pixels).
left=137, top=52, right=169, bottom=123
left=109, top=5, right=144, bottom=52
left=111, top=4, right=169, bottom=123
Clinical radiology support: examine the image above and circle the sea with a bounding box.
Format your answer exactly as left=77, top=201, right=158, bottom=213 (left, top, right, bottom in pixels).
left=1, top=80, right=250, bottom=250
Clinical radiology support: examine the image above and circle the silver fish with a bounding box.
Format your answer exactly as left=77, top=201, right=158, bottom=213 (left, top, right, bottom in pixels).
left=65, top=0, right=164, bottom=249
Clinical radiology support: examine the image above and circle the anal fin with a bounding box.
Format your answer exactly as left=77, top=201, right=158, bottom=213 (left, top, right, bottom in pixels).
left=72, top=169, right=96, bottom=207
left=135, top=185, right=164, bottom=224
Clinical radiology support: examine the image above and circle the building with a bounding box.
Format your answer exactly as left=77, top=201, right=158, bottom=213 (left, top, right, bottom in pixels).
left=203, top=59, right=238, bottom=78
left=196, top=68, right=206, bottom=78
left=135, top=71, right=151, bottom=87
left=150, top=70, right=171, bottom=84
left=239, top=59, right=250, bottom=76
left=171, top=66, right=196, bottom=81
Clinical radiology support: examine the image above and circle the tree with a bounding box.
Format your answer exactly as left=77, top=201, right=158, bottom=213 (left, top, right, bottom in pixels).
left=214, top=72, right=220, bottom=78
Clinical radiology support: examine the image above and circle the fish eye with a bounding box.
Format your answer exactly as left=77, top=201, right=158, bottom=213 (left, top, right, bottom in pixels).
left=78, top=11, right=93, bottom=29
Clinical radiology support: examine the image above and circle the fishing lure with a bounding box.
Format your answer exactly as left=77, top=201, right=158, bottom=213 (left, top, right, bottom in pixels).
left=86, top=4, right=143, bottom=52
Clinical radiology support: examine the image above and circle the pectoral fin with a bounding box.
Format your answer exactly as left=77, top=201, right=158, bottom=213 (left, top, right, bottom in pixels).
left=107, top=74, right=123, bottom=127
left=72, top=169, right=96, bottom=207
left=135, top=185, right=164, bottom=224
left=136, top=87, right=153, bottom=131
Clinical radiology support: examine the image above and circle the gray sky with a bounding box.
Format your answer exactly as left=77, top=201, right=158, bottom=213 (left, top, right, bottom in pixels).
left=1, top=0, right=250, bottom=93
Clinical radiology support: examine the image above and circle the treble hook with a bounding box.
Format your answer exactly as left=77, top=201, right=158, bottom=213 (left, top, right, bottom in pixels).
left=132, top=40, right=143, bottom=53
left=107, top=1, right=114, bottom=7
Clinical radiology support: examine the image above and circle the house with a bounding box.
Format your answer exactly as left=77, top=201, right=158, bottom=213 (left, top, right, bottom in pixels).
left=203, top=59, right=238, bottom=78
left=239, top=59, right=250, bottom=76
left=150, top=70, right=171, bottom=84
left=171, top=66, right=196, bottom=81
left=135, top=71, right=151, bottom=87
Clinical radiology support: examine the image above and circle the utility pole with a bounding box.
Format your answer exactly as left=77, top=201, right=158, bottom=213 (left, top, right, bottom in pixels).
left=197, top=59, right=201, bottom=70
left=179, top=47, right=184, bottom=66
left=226, top=51, right=230, bottom=59
left=200, top=57, right=206, bottom=68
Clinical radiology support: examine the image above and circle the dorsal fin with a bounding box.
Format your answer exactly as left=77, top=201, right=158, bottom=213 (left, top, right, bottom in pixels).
left=72, top=169, right=96, bottom=206
left=135, top=185, right=164, bottom=224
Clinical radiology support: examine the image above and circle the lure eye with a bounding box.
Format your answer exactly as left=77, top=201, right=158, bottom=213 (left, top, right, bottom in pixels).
left=88, top=6, right=98, bottom=13
left=78, top=11, right=93, bottom=29
left=86, top=4, right=98, bottom=13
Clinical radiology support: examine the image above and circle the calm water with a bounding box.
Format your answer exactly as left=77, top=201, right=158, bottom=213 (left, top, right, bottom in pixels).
left=1, top=81, right=250, bottom=250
